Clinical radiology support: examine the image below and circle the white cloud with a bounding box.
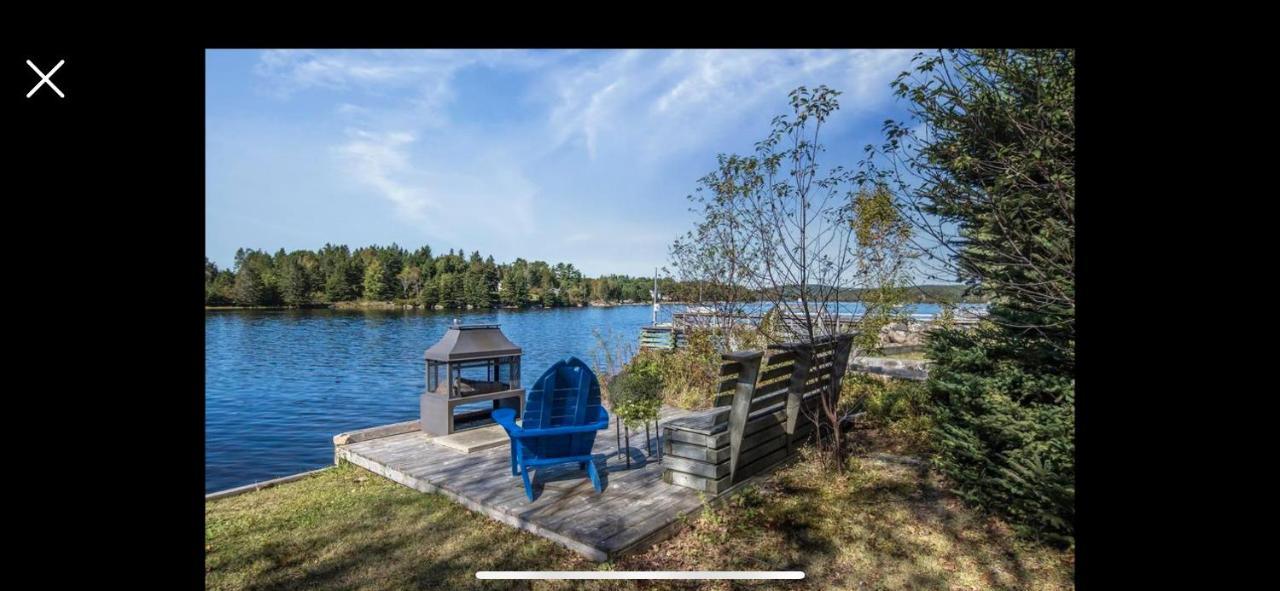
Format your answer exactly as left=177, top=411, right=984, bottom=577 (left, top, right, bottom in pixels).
left=542, top=49, right=917, bottom=162
left=257, top=50, right=452, bottom=93
left=335, top=129, right=431, bottom=221
left=255, top=51, right=545, bottom=242
left=333, top=128, right=537, bottom=245
left=255, top=50, right=480, bottom=131
left=258, top=49, right=914, bottom=166
left=336, top=102, right=369, bottom=115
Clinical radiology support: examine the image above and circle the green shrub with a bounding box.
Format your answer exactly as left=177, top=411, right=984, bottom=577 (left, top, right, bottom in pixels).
left=609, top=352, right=664, bottom=427
left=642, top=331, right=721, bottom=410
left=859, top=377, right=928, bottom=423
left=843, top=373, right=934, bottom=453
left=927, top=322, right=1075, bottom=546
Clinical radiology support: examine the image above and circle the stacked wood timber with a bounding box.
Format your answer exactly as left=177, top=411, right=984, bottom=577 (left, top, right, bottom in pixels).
left=639, top=325, right=688, bottom=350
left=661, top=335, right=854, bottom=494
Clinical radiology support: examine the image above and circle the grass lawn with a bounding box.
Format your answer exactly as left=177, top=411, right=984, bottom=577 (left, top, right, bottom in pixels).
left=205, top=465, right=592, bottom=590
left=616, top=438, right=1074, bottom=590
left=207, top=436, right=1073, bottom=590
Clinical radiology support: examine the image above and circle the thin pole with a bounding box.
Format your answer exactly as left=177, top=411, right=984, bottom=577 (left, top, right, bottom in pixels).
left=645, top=421, right=652, bottom=456
left=656, top=418, right=661, bottom=462
left=652, top=267, right=659, bottom=325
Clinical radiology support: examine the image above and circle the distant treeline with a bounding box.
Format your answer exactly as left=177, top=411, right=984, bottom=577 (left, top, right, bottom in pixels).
left=205, top=244, right=985, bottom=309
left=883, top=284, right=986, bottom=304
left=205, top=244, right=682, bottom=309
left=766, top=284, right=987, bottom=304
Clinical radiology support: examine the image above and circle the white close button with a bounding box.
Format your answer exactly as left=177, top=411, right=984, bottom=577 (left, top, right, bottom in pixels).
left=26, top=59, right=65, bottom=98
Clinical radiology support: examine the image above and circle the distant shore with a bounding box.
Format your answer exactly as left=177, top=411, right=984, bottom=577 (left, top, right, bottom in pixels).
left=205, top=301, right=662, bottom=312
left=205, top=299, right=979, bottom=312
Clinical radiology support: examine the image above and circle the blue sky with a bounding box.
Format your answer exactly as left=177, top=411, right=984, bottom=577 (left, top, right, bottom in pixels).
left=206, top=49, right=920, bottom=277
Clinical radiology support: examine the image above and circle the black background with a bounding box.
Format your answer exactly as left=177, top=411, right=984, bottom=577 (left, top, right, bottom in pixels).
left=9, top=39, right=206, bottom=587
left=7, top=31, right=1197, bottom=588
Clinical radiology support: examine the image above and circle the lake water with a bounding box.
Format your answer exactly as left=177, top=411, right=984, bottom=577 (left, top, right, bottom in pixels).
left=205, top=302, right=969, bottom=492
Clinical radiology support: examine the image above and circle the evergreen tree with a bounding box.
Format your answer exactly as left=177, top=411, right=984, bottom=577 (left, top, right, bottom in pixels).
left=345, top=257, right=364, bottom=299
left=205, top=258, right=221, bottom=305
left=867, top=49, right=1075, bottom=544
left=407, top=245, right=432, bottom=267
left=380, top=244, right=405, bottom=286
left=447, top=272, right=466, bottom=308
left=317, top=244, right=353, bottom=302
left=232, top=263, right=266, bottom=306
left=323, top=263, right=353, bottom=302
left=484, top=254, right=500, bottom=300
left=418, top=278, right=440, bottom=309
left=525, top=260, right=553, bottom=305
left=231, top=249, right=279, bottom=305
left=462, top=251, right=491, bottom=308
left=500, top=264, right=529, bottom=307
left=278, top=255, right=310, bottom=306
left=296, top=251, right=322, bottom=301
left=208, top=270, right=235, bottom=306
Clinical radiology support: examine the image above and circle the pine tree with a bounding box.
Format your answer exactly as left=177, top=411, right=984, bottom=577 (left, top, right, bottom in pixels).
left=205, top=258, right=220, bottom=305
left=448, top=272, right=465, bottom=308
left=868, top=49, right=1075, bottom=545
left=208, top=270, right=235, bottom=305
left=500, top=265, right=529, bottom=307
left=418, top=278, right=439, bottom=309
left=463, top=251, right=492, bottom=308
left=278, top=255, right=310, bottom=306
left=231, top=249, right=279, bottom=305
left=323, top=260, right=352, bottom=302
left=233, top=264, right=266, bottom=306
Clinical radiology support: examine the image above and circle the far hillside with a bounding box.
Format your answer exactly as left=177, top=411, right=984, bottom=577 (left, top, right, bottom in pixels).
left=767, top=284, right=986, bottom=304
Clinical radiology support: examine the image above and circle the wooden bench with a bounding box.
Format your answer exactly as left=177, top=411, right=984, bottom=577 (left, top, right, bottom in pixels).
left=661, top=335, right=854, bottom=494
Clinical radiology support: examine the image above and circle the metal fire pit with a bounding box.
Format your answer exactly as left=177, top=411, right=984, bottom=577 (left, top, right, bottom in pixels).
left=420, top=322, right=524, bottom=435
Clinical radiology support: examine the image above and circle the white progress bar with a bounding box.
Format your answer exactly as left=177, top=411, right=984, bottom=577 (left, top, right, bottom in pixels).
left=476, top=571, right=804, bottom=580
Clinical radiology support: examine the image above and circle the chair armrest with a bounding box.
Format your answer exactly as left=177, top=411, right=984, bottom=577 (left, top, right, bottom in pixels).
left=499, top=408, right=610, bottom=439
left=492, top=408, right=521, bottom=434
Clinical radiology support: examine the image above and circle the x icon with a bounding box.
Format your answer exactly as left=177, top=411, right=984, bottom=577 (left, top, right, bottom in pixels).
left=26, top=59, right=65, bottom=98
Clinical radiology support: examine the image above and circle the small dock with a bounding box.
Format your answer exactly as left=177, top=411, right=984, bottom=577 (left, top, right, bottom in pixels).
left=335, top=406, right=712, bottom=562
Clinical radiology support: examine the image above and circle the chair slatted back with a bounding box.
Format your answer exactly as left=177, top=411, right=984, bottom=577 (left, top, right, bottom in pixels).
left=520, top=356, right=603, bottom=459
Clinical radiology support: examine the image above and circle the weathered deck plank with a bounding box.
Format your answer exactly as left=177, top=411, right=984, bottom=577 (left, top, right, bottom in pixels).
left=334, top=405, right=768, bottom=562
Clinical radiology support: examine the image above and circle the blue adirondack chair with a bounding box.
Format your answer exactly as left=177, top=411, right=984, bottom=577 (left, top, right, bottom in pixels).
left=492, top=356, right=609, bottom=501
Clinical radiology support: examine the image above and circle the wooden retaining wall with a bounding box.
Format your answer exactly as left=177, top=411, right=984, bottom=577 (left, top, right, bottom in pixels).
left=639, top=325, right=687, bottom=350
left=661, top=335, right=855, bottom=494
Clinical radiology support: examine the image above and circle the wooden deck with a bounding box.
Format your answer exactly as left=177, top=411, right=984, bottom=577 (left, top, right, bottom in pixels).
left=334, top=405, right=710, bottom=561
